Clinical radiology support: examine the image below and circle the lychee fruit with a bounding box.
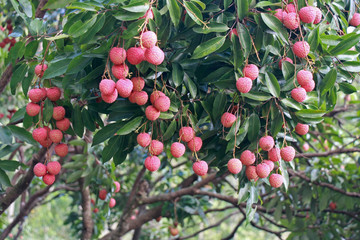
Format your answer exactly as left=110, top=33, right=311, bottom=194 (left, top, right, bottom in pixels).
left=295, top=123, right=309, bottom=135
left=236, top=77, right=252, bottom=93
left=256, top=163, right=270, bottom=178
left=280, top=146, right=296, bottom=162
left=284, top=13, right=299, bottom=30
left=293, top=41, right=310, bottom=58
left=55, top=143, right=68, bottom=157
left=149, top=140, right=164, bottom=156
left=313, top=7, right=322, bottom=24
left=302, top=143, right=310, bottom=151
left=99, top=189, right=107, bottom=200
left=126, top=47, right=145, bottom=65
left=35, top=64, right=48, bottom=78
left=109, top=198, right=116, bottom=208
left=263, top=160, right=274, bottom=172
left=128, top=92, right=137, bottom=103
left=227, top=158, right=242, bottom=174
left=299, top=6, right=316, bottom=23
left=38, top=138, right=52, bottom=148
left=279, top=57, right=293, bottom=69
left=297, top=70, right=313, bottom=86
left=329, top=201, right=337, bottom=210
left=145, top=106, right=160, bottom=121
left=170, top=142, right=186, bottom=158
left=99, top=79, right=116, bottom=95
left=274, top=9, right=287, bottom=23
left=145, top=46, right=165, bottom=65
left=93, top=208, right=99, bottom=213
left=221, top=112, right=236, bottom=128
left=41, top=88, right=47, bottom=100
left=268, top=147, right=281, bottom=162
left=26, top=102, right=40, bottom=117
left=137, top=133, right=151, bottom=147
left=102, top=89, right=118, bottom=103
left=150, top=91, right=165, bottom=105
left=109, top=47, right=126, bottom=65
left=112, top=64, right=129, bottom=79
left=28, top=88, right=46, bottom=103
left=243, top=64, right=259, bottom=81
left=52, top=106, right=66, bottom=121
left=140, top=31, right=157, bottom=49
left=114, top=181, right=121, bottom=193
left=179, top=127, right=195, bottom=142
left=131, top=77, right=145, bottom=92
left=56, top=118, right=70, bottom=132
left=46, top=87, right=61, bottom=101
left=133, top=91, right=148, bottom=105
left=240, top=150, right=256, bottom=166
left=291, top=87, right=306, bottom=102
left=154, top=96, right=170, bottom=112
left=229, top=28, right=238, bottom=38
left=139, top=8, right=154, bottom=20
left=285, top=3, right=296, bottom=13
left=32, top=127, right=48, bottom=142
left=259, top=136, right=275, bottom=151
left=192, top=161, right=208, bottom=176
left=49, top=129, right=63, bottom=143
left=349, top=13, right=360, bottom=26
left=269, top=174, right=283, bottom=188
left=33, top=163, right=47, bottom=177
left=302, top=80, right=315, bottom=92
left=144, top=156, right=161, bottom=171
left=46, top=161, right=61, bottom=175
left=43, top=174, right=55, bottom=185
left=116, top=79, right=133, bottom=98
left=245, top=166, right=258, bottom=181
left=188, top=137, right=202, bottom=152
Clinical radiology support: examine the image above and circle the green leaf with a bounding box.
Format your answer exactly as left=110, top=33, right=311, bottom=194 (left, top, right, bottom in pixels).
left=261, top=13, right=288, bottom=43
left=18, top=0, right=33, bottom=18
left=67, top=2, right=100, bottom=11
left=212, top=92, right=227, bottom=122
left=163, top=120, right=177, bottom=141
left=113, top=149, right=127, bottom=166
left=42, top=59, right=70, bottom=79
left=247, top=113, right=260, bottom=142
left=319, top=69, right=337, bottom=96
left=236, top=0, right=249, bottom=20
left=43, top=99, right=54, bottom=123
left=0, top=169, right=11, bottom=187
left=45, top=34, right=70, bottom=41
left=192, top=36, right=226, bottom=59
left=102, top=136, right=122, bottom=163
left=339, top=61, right=360, bottom=72
left=308, top=26, right=319, bottom=51
left=81, top=109, right=96, bottom=132
left=113, top=9, right=145, bottom=21
left=295, top=109, right=326, bottom=118
left=0, top=127, right=13, bottom=144
left=279, top=160, right=289, bottom=191
left=282, top=61, right=295, bottom=81
left=8, top=126, right=37, bottom=145
left=43, top=0, right=75, bottom=9
left=238, top=182, right=250, bottom=203
left=184, top=74, right=197, bottom=98
left=24, top=41, right=39, bottom=59
left=193, top=22, right=229, bottom=34
left=339, top=82, right=357, bottom=94
left=330, top=33, right=360, bottom=55
left=281, top=98, right=302, bottom=110
left=66, top=170, right=83, bottom=183
left=167, top=0, right=181, bottom=27
left=117, top=117, right=143, bottom=135
left=172, top=63, right=184, bottom=87
left=9, top=106, right=25, bottom=124
left=68, top=15, right=97, bottom=38
left=10, top=63, right=28, bottom=95
left=67, top=56, right=92, bottom=74
left=236, top=23, right=251, bottom=59
left=184, top=1, right=203, bottom=25
left=122, top=0, right=149, bottom=12
left=243, top=92, right=272, bottom=101
left=0, top=160, right=20, bottom=171
left=122, top=19, right=145, bottom=40
left=73, top=105, right=84, bottom=137
left=265, top=72, right=280, bottom=98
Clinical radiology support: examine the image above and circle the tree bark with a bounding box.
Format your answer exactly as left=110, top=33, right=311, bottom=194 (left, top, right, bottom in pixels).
left=80, top=178, right=94, bottom=240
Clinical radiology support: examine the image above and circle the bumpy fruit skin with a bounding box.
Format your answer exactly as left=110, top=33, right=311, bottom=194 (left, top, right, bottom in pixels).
left=116, top=79, right=133, bottom=98
left=284, top=13, right=299, bottom=30
left=299, top=6, right=316, bottom=23
left=128, top=92, right=137, bottom=103
left=149, top=140, right=164, bottom=156
left=295, top=123, right=309, bottom=135
left=188, top=137, right=203, bottom=152
left=49, top=129, right=63, bottom=143
left=150, top=91, right=165, bottom=105
left=268, top=147, right=281, bottom=162
left=102, top=89, right=118, bottom=103
left=192, top=161, right=208, bottom=176
left=139, top=9, right=154, bottom=20
left=245, top=166, right=258, bottom=181
left=302, top=80, right=315, bottom=92
left=112, top=64, right=129, bottom=79
left=32, top=127, right=48, bottom=142
left=236, top=77, right=252, bottom=93
left=302, top=143, right=310, bottom=151
left=43, top=174, right=55, bottom=185
left=269, top=174, right=283, bottom=188
left=137, top=133, right=151, bottom=147
left=179, top=127, right=195, bottom=142
left=39, top=138, right=52, bottom=148
left=46, top=87, right=61, bottom=101
left=313, top=7, right=322, bottom=24
left=41, top=88, right=47, bottom=100
left=297, top=70, right=313, bottom=86
left=280, top=146, right=296, bottom=162
left=154, top=96, right=170, bottom=112
left=140, top=31, right=157, bottom=49
left=221, top=112, right=236, bottom=128
left=256, top=163, right=271, bottom=178
left=99, top=189, right=107, bottom=200
left=259, top=136, right=275, bottom=151
left=99, top=79, right=116, bottom=95
left=279, top=57, right=293, bottom=69
left=171, top=142, right=186, bottom=158
left=293, top=41, right=310, bottom=58
left=285, top=3, right=296, bottom=13
left=329, top=202, right=337, bottom=210
left=26, top=102, right=40, bottom=117
left=53, top=106, right=66, bottom=121
left=133, top=91, right=148, bottom=105
left=131, top=77, right=145, bottom=91
left=349, top=13, right=360, bottom=26
left=227, top=158, right=242, bottom=174
left=145, top=46, right=165, bottom=65
left=114, top=181, right=121, bottom=193
left=263, top=160, right=274, bottom=172
left=56, top=118, right=70, bottom=131
left=109, top=198, right=116, bottom=208
left=240, top=150, right=256, bottom=165
left=291, top=87, right=307, bottom=102
left=55, top=143, right=68, bottom=157
left=35, top=64, right=48, bottom=78
left=126, top=47, right=145, bottom=65
left=144, top=156, right=161, bottom=171
left=47, top=161, right=61, bottom=175
left=274, top=9, right=287, bottom=23
left=243, top=64, right=259, bottom=80
left=34, top=163, right=47, bottom=177
left=29, top=88, right=46, bottom=103
left=109, top=47, right=126, bottom=65
left=145, top=106, right=160, bottom=121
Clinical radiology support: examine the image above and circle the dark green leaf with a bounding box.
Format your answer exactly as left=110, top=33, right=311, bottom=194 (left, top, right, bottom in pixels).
left=184, top=1, right=203, bottom=25
left=167, top=0, right=181, bottom=27
left=43, top=0, right=75, bottom=9
left=9, top=106, right=25, bottom=124
left=261, top=13, right=288, bottom=43
left=0, top=169, right=11, bottom=187
left=339, top=82, right=357, bottom=94
left=193, top=22, right=229, bottom=34
left=8, top=126, right=37, bottom=145
left=117, top=117, right=143, bottom=135
left=163, top=120, right=177, bottom=141
left=247, top=113, right=260, bottom=142
left=330, top=33, right=360, bottom=55
left=0, top=160, right=20, bottom=171
left=236, top=0, right=249, bottom=20
left=0, top=127, right=13, bottom=144
left=265, top=72, right=280, bottom=98
left=24, top=41, right=39, bottom=59
left=236, top=23, right=251, bottom=58
left=172, top=63, right=184, bottom=87
left=192, top=36, right=226, bottom=59
left=73, top=105, right=84, bottom=137
left=10, top=63, right=28, bottom=95
left=102, top=136, right=122, bottom=163
left=43, top=99, right=54, bottom=123
left=295, top=109, right=326, bottom=118
left=122, top=0, right=149, bottom=12
left=319, top=69, right=337, bottom=96
left=93, top=123, right=121, bottom=146
left=42, top=59, right=70, bottom=79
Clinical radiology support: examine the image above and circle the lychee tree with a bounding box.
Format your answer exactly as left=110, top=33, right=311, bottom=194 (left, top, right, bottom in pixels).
left=0, top=0, right=360, bottom=239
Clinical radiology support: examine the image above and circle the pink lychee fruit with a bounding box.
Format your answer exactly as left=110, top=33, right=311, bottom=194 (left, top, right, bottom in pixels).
left=139, top=8, right=154, bottom=20
left=245, top=165, right=258, bottom=181
left=313, top=7, right=322, bottom=24
left=179, top=127, right=195, bottom=142
left=99, top=79, right=116, bottom=95
left=259, top=136, right=275, bottom=151
left=170, top=142, right=186, bottom=158
left=33, top=163, right=47, bottom=177
left=137, top=133, right=151, bottom=147
left=150, top=91, right=165, bottom=105
left=145, top=106, right=160, bottom=121
left=295, top=123, right=309, bottom=135
left=109, top=198, right=116, bottom=208
left=46, top=87, right=61, bottom=101
left=293, top=41, right=310, bottom=58
left=154, top=96, right=170, bottom=112
left=221, top=112, right=237, bottom=128
left=269, top=174, right=283, bottom=188
left=240, top=150, right=256, bottom=166
left=280, top=146, right=296, bottom=162
left=49, top=129, right=63, bottom=143
left=236, top=77, right=252, bottom=93
left=55, top=143, right=68, bottom=157
left=284, top=13, right=300, bottom=30
left=279, top=57, right=293, bottom=69
left=43, top=174, right=55, bottom=185
left=291, top=87, right=306, bottom=102
left=109, top=47, right=126, bottom=65
left=35, top=64, right=48, bottom=78
left=285, top=3, right=296, bottom=13
left=41, top=88, right=47, bottom=100
left=227, top=158, right=242, bottom=174
left=99, top=189, right=107, bottom=200
left=349, top=13, right=360, bottom=27
left=192, top=161, right=208, bottom=176
left=128, top=92, right=137, bottom=103
left=145, top=46, right=165, bottom=65
left=47, top=161, right=61, bottom=175
left=126, top=47, right=145, bottom=65
left=38, top=137, right=52, bottom=148
left=297, top=70, right=313, bottom=86
left=144, top=156, right=161, bottom=171
left=131, top=77, right=145, bottom=92
left=187, top=137, right=203, bottom=152
left=243, top=64, right=259, bottom=80
left=256, top=163, right=270, bottom=178
left=28, top=88, right=46, bottom=103
left=26, top=102, right=40, bottom=117
left=114, top=181, right=121, bottom=193
left=149, top=140, right=164, bottom=156
left=32, top=127, right=48, bottom=142
left=102, top=89, right=118, bottom=103
left=302, top=80, right=315, bottom=92
left=263, top=160, right=274, bottom=172
left=274, top=9, right=288, bottom=23
left=302, top=143, right=310, bottom=152
left=299, top=6, right=316, bottom=23
left=116, top=79, right=133, bottom=98
left=52, top=106, right=65, bottom=120
left=112, top=64, right=129, bottom=79
left=134, top=91, right=148, bottom=105
left=56, top=118, right=70, bottom=132
left=140, top=31, right=157, bottom=49
left=268, top=147, right=281, bottom=162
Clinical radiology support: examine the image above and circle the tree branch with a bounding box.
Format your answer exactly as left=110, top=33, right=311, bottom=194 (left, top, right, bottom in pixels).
left=221, top=217, right=246, bottom=240
left=295, top=147, right=360, bottom=158
left=80, top=178, right=93, bottom=240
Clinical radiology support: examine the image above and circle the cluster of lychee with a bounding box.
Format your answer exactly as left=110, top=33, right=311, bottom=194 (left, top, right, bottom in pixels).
left=236, top=64, right=259, bottom=94
left=0, top=19, right=16, bottom=50
left=33, top=161, right=61, bottom=185
left=96, top=181, right=121, bottom=209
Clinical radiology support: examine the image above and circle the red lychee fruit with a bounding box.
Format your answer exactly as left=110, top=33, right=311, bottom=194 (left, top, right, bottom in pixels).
left=114, top=181, right=121, bottom=193
left=26, top=102, right=40, bottom=117
left=56, top=118, right=70, bottom=132
left=52, top=106, right=65, bottom=121
left=169, top=227, right=179, bottom=236
left=38, top=137, right=52, bottom=148
left=28, top=88, right=46, bottom=103
left=102, top=89, right=118, bottom=103
left=240, top=150, right=256, bottom=166
left=109, top=47, right=126, bottom=65
left=150, top=91, right=165, bottom=105
left=99, top=79, right=116, bottom=95
left=227, top=158, right=242, bottom=174
left=313, top=7, right=322, bottom=24
left=236, top=77, right=252, bottom=93
left=299, top=6, right=316, bottom=23
left=243, top=64, right=259, bottom=81
left=112, top=64, right=129, bottom=79
left=46, top=87, right=61, bottom=101
left=139, top=9, right=154, bottom=20
left=179, top=127, right=195, bottom=142
left=293, top=41, right=310, bottom=58
left=145, top=106, right=160, bottom=121
left=256, top=163, right=270, bottom=178
left=126, top=47, right=145, bottom=65
left=55, top=143, right=68, bottom=157
left=229, top=28, right=239, bottom=39
left=49, top=129, right=63, bottom=143
left=263, top=160, right=274, bottom=172
left=302, top=143, right=310, bottom=151
left=170, top=142, right=186, bottom=158
left=259, top=136, right=275, bottom=151
left=295, top=123, right=309, bottom=135
left=131, top=77, right=145, bottom=92
left=133, top=91, right=148, bottom=105
left=128, top=92, right=137, bottom=103
left=33, top=163, right=47, bottom=177
left=221, top=112, right=236, bottom=128
left=47, top=161, right=61, bottom=175
left=279, top=57, right=293, bottom=69
left=302, top=79, right=315, bottom=92
left=116, top=79, right=133, bottom=98
left=145, top=46, right=165, bottom=65
left=109, top=198, right=116, bottom=208
left=35, top=64, right=48, bottom=78
left=149, top=140, right=164, bottom=156
left=192, top=160, right=208, bottom=176
left=245, top=165, right=258, bottom=181
left=329, top=202, right=337, bottom=210
left=41, top=88, right=47, bottom=100
left=144, top=156, right=161, bottom=171
left=93, top=208, right=99, bottom=213
left=349, top=13, right=360, bottom=26
left=291, top=87, right=306, bottom=102
left=274, top=9, right=287, bottom=23
left=156, top=216, right=162, bottom=222
left=43, top=174, right=55, bottom=185
left=32, top=127, right=47, bottom=142
left=297, top=70, right=313, bottom=86
left=285, top=3, right=296, bottom=13
left=99, top=189, right=107, bottom=200
left=140, top=31, right=157, bottom=49
left=284, top=13, right=299, bottom=30
left=268, top=147, right=281, bottom=162
left=269, top=173, right=283, bottom=188
left=154, top=96, right=170, bottom=112
left=280, top=146, right=296, bottom=162
left=187, top=137, right=202, bottom=152
left=137, top=133, right=151, bottom=147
